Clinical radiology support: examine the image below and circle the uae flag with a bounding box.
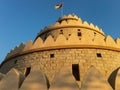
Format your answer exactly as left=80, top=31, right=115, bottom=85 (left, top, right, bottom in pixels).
left=55, top=3, right=62, bottom=9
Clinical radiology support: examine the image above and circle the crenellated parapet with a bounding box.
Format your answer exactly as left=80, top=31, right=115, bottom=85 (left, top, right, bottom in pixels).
left=5, top=43, right=25, bottom=59
left=4, top=33, right=120, bottom=62
left=37, top=14, right=105, bottom=38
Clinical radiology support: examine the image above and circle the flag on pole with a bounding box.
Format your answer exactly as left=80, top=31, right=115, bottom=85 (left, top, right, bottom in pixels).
left=55, top=3, right=62, bottom=9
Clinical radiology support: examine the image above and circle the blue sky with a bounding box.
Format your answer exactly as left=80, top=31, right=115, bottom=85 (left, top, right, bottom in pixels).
left=0, top=0, right=120, bottom=63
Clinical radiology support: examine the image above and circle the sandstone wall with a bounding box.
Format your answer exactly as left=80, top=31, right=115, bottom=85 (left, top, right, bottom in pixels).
left=1, top=66, right=120, bottom=90
left=0, top=14, right=120, bottom=90
left=0, top=49, right=120, bottom=87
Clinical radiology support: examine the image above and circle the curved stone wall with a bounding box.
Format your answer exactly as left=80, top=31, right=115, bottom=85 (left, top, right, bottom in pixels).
left=0, top=48, right=120, bottom=84
left=38, top=27, right=105, bottom=41
left=0, top=14, right=120, bottom=90
left=37, top=14, right=105, bottom=40
left=1, top=66, right=120, bottom=90
left=2, top=33, right=120, bottom=63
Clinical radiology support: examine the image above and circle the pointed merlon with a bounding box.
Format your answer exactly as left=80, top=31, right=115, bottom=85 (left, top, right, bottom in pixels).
left=32, top=37, right=43, bottom=49
left=44, top=35, right=55, bottom=47
left=105, top=35, right=117, bottom=47
left=23, top=40, right=33, bottom=51
left=83, top=21, right=89, bottom=27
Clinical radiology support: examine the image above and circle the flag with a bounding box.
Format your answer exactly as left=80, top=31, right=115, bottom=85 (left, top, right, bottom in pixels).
left=55, top=3, right=62, bottom=9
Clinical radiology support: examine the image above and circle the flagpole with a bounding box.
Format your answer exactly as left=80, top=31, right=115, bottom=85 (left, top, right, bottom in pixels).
left=61, top=5, right=63, bottom=17
left=61, top=0, right=63, bottom=17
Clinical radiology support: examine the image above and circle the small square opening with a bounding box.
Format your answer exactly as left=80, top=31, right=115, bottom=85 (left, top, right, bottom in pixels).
left=50, top=54, right=54, bottom=58
left=97, top=53, right=102, bottom=58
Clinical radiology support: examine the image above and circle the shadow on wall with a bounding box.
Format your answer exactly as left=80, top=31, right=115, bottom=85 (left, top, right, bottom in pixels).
left=108, top=67, right=120, bottom=90
left=1, top=66, right=120, bottom=90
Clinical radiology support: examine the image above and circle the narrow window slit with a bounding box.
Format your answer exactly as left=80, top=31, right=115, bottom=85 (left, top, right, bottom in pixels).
left=78, top=32, right=82, bottom=36
left=25, top=67, right=31, bottom=77
left=72, top=64, right=80, bottom=81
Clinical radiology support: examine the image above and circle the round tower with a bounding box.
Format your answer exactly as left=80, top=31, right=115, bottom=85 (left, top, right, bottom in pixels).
left=0, top=14, right=120, bottom=89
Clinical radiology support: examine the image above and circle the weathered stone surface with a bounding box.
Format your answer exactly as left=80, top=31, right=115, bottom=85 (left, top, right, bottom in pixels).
left=20, top=70, right=48, bottom=90
left=19, top=72, right=25, bottom=88
left=81, top=66, right=112, bottom=90
left=0, top=72, right=5, bottom=81
left=0, top=68, right=19, bottom=90
left=115, top=69, right=120, bottom=90
left=49, top=67, right=79, bottom=90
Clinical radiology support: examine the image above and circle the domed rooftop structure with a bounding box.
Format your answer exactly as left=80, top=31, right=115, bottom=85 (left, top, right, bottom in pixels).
left=0, top=14, right=120, bottom=90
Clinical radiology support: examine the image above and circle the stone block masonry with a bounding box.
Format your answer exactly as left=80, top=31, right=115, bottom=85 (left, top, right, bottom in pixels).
left=0, top=48, right=120, bottom=87
left=0, top=14, right=120, bottom=90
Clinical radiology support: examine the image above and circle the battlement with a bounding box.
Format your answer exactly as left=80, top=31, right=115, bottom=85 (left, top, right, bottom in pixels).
left=37, top=14, right=105, bottom=37
left=3, top=33, right=120, bottom=61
